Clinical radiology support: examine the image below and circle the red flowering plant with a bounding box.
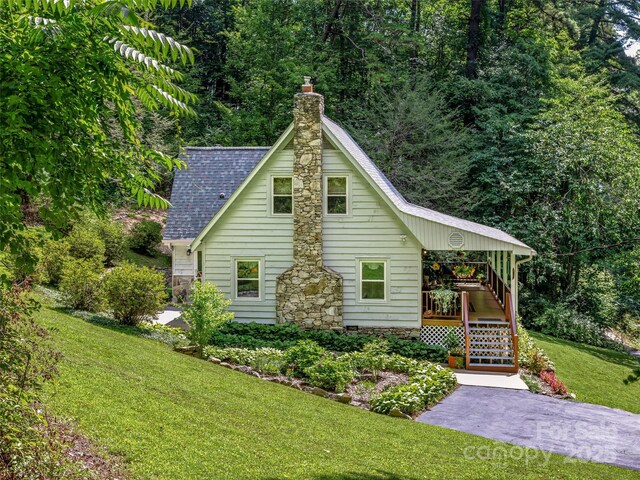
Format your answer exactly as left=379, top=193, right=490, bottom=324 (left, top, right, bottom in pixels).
left=539, top=370, right=568, bottom=396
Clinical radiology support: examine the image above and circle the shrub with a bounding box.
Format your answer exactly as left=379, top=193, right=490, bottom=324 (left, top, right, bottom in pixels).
left=284, top=340, right=326, bottom=376
left=305, top=356, right=355, bottom=392
left=539, top=370, right=568, bottom=396
left=208, top=322, right=447, bottom=362
left=128, top=220, right=163, bottom=256
left=357, top=339, right=390, bottom=379
left=517, top=320, right=554, bottom=374
left=370, top=364, right=456, bottom=415
left=93, top=218, right=126, bottom=266
left=533, top=303, right=619, bottom=348
left=59, top=257, right=106, bottom=312
left=182, top=281, right=234, bottom=351
left=39, top=238, right=71, bottom=286
left=66, top=224, right=106, bottom=262
left=0, top=282, right=83, bottom=478
left=103, top=262, right=166, bottom=325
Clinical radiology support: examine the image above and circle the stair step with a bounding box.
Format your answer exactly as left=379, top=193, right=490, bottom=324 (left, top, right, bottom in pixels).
left=469, top=320, right=509, bottom=325
left=469, top=341, right=512, bottom=346
left=470, top=348, right=513, bottom=354
left=469, top=333, right=512, bottom=339
left=470, top=355, right=515, bottom=360
left=469, top=363, right=516, bottom=368
left=469, top=327, right=510, bottom=331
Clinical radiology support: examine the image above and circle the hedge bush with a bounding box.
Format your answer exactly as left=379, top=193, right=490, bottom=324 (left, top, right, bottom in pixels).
left=93, top=218, right=126, bottom=266
left=40, top=238, right=71, bottom=286
left=59, top=257, right=106, bottom=312
left=103, top=262, right=166, bottom=325
left=66, top=224, right=106, bottom=262
left=128, top=220, right=163, bottom=256
left=305, top=356, right=355, bottom=392
left=182, top=281, right=234, bottom=350
left=209, top=322, right=447, bottom=362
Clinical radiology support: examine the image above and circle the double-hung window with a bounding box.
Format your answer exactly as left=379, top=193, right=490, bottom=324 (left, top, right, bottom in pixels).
left=326, top=176, right=348, bottom=215
left=235, top=259, right=261, bottom=299
left=272, top=176, right=293, bottom=215
left=359, top=260, right=387, bottom=301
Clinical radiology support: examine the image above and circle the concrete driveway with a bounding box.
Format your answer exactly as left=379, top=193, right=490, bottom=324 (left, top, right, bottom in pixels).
left=417, top=385, right=640, bottom=471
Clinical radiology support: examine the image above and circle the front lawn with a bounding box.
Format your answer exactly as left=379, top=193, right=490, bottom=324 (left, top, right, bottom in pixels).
left=39, top=307, right=635, bottom=479
left=532, top=332, right=640, bottom=414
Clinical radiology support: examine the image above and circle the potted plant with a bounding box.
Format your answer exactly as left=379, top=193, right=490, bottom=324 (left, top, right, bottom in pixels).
left=453, top=263, right=476, bottom=279
left=430, top=287, right=459, bottom=315
left=444, top=330, right=464, bottom=369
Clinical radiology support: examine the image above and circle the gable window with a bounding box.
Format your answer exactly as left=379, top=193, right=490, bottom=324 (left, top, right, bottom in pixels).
left=326, top=176, right=348, bottom=215
left=359, top=260, right=387, bottom=301
left=272, top=176, right=293, bottom=215
left=235, top=259, right=261, bottom=299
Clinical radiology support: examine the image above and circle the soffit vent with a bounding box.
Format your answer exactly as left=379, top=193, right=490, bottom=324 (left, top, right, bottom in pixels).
left=448, top=232, right=465, bottom=249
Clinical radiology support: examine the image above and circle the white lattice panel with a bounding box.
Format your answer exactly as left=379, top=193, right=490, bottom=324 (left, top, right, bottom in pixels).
left=420, top=325, right=464, bottom=347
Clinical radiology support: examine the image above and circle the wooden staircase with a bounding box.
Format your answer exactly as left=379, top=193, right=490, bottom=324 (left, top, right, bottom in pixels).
left=467, top=318, right=516, bottom=370
left=462, top=290, right=519, bottom=373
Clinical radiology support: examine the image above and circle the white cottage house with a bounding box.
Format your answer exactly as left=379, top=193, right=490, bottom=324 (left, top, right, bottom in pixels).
left=163, top=80, right=535, bottom=372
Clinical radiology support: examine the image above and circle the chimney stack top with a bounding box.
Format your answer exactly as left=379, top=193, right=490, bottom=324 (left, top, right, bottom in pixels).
left=301, top=76, right=313, bottom=93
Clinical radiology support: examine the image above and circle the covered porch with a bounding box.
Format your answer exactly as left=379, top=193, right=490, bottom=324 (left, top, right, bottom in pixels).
left=419, top=251, right=522, bottom=373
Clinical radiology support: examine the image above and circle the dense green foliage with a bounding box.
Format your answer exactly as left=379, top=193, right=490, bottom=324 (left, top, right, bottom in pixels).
left=182, top=281, right=234, bottom=350
left=38, top=307, right=636, bottom=479
left=103, top=262, right=166, bottom=325
left=128, top=219, right=164, bottom=256
left=210, top=321, right=447, bottom=362
left=153, top=0, right=640, bottom=340
left=59, top=257, right=106, bottom=312
left=0, top=0, right=194, bottom=275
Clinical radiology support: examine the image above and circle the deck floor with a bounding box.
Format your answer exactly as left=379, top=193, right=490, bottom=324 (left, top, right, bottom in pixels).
left=467, top=286, right=505, bottom=321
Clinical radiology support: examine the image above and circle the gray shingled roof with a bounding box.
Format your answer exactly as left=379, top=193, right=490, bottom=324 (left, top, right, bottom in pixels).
left=164, top=147, right=269, bottom=241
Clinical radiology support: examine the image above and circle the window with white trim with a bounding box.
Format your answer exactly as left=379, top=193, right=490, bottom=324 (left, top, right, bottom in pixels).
left=359, top=260, right=386, bottom=301
left=326, top=176, right=348, bottom=215
left=272, top=176, right=293, bottom=215
left=235, top=259, right=260, bottom=299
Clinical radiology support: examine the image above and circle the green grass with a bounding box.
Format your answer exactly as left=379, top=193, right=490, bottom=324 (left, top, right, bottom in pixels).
left=38, top=308, right=636, bottom=480
left=122, top=248, right=171, bottom=269
left=532, top=332, right=640, bottom=414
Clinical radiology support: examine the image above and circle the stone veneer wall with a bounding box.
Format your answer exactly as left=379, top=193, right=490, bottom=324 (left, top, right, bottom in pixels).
left=276, top=90, right=343, bottom=329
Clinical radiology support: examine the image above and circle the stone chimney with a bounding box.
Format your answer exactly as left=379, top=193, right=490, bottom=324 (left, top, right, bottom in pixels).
left=276, top=79, right=343, bottom=329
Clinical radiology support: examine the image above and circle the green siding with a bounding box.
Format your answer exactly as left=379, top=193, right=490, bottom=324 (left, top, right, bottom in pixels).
left=201, top=147, right=421, bottom=326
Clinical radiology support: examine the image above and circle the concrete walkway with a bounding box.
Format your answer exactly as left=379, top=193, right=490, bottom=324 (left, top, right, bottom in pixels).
left=417, top=385, right=640, bottom=471
left=453, top=370, right=528, bottom=390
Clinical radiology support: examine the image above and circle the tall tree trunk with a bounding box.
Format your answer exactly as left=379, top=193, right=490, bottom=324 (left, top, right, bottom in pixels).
left=588, top=0, right=607, bottom=46
left=497, top=0, right=507, bottom=31
left=466, top=0, right=484, bottom=79
left=409, top=0, right=421, bottom=81
left=322, top=0, right=343, bottom=43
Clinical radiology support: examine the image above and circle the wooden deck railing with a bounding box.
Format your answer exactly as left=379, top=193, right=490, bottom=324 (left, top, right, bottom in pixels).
left=461, top=291, right=470, bottom=369
left=422, top=290, right=461, bottom=319
left=487, top=262, right=508, bottom=307
left=505, top=291, right=518, bottom=371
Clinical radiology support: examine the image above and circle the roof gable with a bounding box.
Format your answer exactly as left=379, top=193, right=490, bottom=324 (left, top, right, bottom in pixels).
left=164, top=147, right=269, bottom=241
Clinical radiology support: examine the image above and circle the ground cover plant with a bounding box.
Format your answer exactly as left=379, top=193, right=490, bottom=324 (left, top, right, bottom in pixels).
left=36, top=305, right=637, bottom=479
left=210, top=321, right=447, bottom=362
left=532, top=332, right=640, bottom=414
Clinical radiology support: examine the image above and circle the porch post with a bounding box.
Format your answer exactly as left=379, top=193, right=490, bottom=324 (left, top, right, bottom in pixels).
left=511, top=251, right=518, bottom=317
left=502, top=251, right=508, bottom=286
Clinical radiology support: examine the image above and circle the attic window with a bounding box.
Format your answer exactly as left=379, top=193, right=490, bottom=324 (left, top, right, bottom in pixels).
left=326, top=176, right=348, bottom=215
left=272, top=177, right=293, bottom=215
left=448, top=232, right=465, bottom=249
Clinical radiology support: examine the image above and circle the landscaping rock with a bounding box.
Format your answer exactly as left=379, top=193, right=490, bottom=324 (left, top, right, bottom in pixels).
left=336, top=393, right=352, bottom=404
left=311, top=387, right=328, bottom=397
left=175, top=345, right=198, bottom=356
left=219, top=362, right=233, bottom=369
left=388, top=409, right=412, bottom=420
left=251, top=372, right=261, bottom=378
left=208, top=356, right=222, bottom=364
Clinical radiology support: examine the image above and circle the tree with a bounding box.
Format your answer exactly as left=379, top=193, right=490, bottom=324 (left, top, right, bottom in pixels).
left=182, top=281, right=234, bottom=353
left=0, top=0, right=196, bottom=272
left=350, top=77, right=477, bottom=216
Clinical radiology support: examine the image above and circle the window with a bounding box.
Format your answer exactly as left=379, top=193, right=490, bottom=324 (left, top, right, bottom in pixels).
left=326, top=176, right=347, bottom=215
left=360, top=260, right=386, bottom=301
left=196, top=250, right=203, bottom=279
left=235, top=259, right=260, bottom=298
left=272, top=176, right=293, bottom=214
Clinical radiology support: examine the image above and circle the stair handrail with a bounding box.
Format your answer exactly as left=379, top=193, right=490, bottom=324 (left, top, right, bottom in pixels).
left=505, top=291, right=518, bottom=371
left=461, top=291, right=470, bottom=369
